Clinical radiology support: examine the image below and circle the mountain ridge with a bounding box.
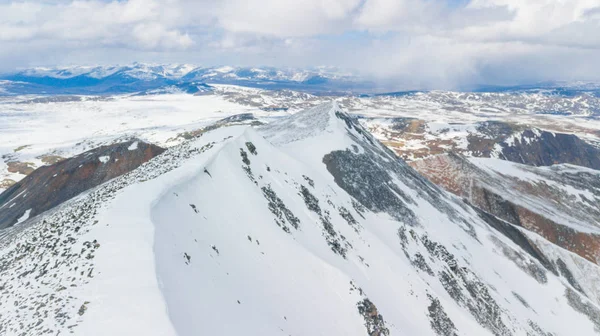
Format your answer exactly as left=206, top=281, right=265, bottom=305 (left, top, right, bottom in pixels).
left=0, top=64, right=370, bottom=95
left=3, top=64, right=600, bottom=99
left=0, top=102, right=599, bottom=335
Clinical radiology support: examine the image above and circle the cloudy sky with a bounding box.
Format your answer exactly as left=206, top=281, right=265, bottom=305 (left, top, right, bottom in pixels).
left=0, top=0, right=599, bottom=89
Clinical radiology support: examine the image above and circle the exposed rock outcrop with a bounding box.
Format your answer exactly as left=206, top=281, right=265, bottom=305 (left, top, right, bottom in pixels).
left=411, top=153, right=600, bottom=266
left=473, top=122, right=600, bottom=169
left=0, top=139, right=164, bottom=229
left=365, top=118, right=600, bottom=170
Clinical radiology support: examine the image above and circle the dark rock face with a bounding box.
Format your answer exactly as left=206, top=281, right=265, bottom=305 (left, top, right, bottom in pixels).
left=473, top=185, right=600, bottom=266
left=474, top=207, right=556, bottom=276
left=357, top=298, right=390, bottom=336
left=324, top=111, right=478, bottom=239
left=367, top=117, right=600, bottom=170
left=427, top=294, right=458, bottom=336
left=261, top=184, right=300, bottom=233
left=500, top=131, right=600, bottom=170
left=323, top=149, right=418, bottom=225
left=412, top=153, right=600, bottom=266
left=0, top=140, right=164, bottom=229
left=556, top=258, right=585, bottom=294
left=468, top=121, right=600, bottom=170
left=299, top=184, right=348, bottom=258
left=565, top=288, right=600, bottom=332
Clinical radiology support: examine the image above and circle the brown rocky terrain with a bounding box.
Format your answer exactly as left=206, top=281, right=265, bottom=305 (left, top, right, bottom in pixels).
left=0, top=139, right=165, bottom=229
left=0, top=179, right=15, bottom=189
left=410, top=153, right=600, bottom=265
left=38, top=154, right=66, bottom=165
left=6, top=161, right=35, bottom=175
left=364, top=118, right=600, bottom=170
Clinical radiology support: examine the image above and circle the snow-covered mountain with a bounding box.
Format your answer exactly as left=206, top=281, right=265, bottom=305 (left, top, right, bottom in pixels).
left=0, top=64, right=370, bottom=95
left=1, top=102, right=599, bottom=335
left=362, top=118, right=600, bottom=164
left=3, top=82, right=600, bottom=196
left=13, top=64, right=354, bottom=82
left=4, top=64, right=600, bottom=112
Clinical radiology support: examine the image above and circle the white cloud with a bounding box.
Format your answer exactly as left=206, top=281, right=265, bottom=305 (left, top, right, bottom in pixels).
left=0, top=0, right=195, bottom=49
left=0, top=0, right=599, bottom=88
left=131, top=23, right=194, bottom=49
left=216, top=0, right=361, bottom=37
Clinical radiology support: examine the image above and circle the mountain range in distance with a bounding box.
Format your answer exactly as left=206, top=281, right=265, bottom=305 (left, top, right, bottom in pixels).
left=2, top=63, right=600, bottom=97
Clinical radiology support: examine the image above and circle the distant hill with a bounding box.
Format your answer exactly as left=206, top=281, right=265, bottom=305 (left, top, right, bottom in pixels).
left=0, top=63, right=373, bottom=95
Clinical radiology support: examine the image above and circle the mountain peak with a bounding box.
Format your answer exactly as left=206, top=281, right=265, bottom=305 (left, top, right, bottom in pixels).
left=259, top=101, right=343, bottom=146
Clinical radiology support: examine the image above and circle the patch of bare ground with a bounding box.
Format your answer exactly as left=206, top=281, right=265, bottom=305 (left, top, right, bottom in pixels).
left=6, top=161, right=36, bottom=175
left=13, top=145, right=31, bottom=152
left=0, top=178, right=16, bottom=189
left=38, top=154, right=66, bottom=165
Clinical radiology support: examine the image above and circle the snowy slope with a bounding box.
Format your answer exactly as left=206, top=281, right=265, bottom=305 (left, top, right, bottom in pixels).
left=411, top=153, right=600, bottom=304
left=0, top=93, right=267, bottom=192
left=470, top=159, right=600, bottom=233
left=0, top=103, right=599, bottom=335
left=3, top=82, right=600, bottom=195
